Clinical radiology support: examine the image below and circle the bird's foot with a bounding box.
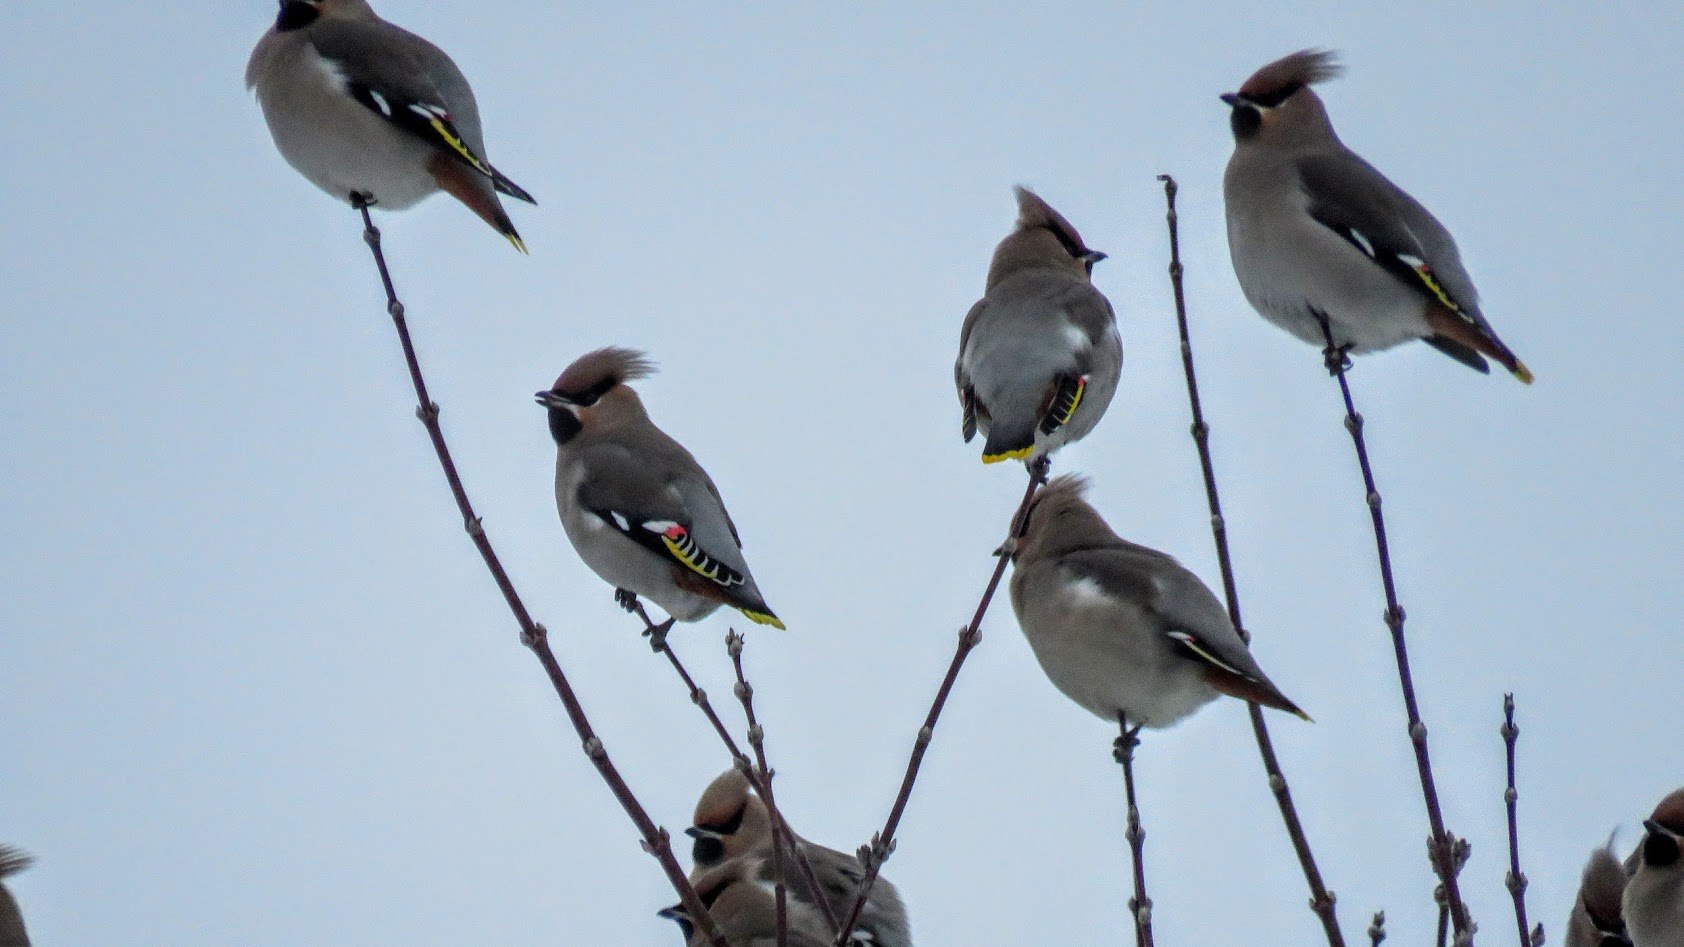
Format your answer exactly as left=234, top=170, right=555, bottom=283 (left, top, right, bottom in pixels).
left=348, top=191, right=377, bottom=210
left=993, top=536, right=1018, bottom=558
left=1321, top=343, right=1354, bottom=376
left=1112, top=721, right=1142, bottom=765
left=1027, top=454, right=1052, bottom=485
left=614, top=588, right=640, bottom=613
left=642, top=617, right=676, bottom=652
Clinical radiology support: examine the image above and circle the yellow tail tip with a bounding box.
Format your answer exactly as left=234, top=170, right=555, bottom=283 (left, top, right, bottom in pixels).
left=1510, top=361, right=1534, bottom=385
left=740, top=609, right=785, bottom=630
left=982, top=446, right=1035, bottom=465
left=504, top=232, right=529, bottom=254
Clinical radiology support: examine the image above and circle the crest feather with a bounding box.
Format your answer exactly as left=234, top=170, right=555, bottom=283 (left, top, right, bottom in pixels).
left=551, top=346, right=656, bottom=396
left=0, top=845, right=32, bottom=879
left=692, top=768, right=752, bottom=828
left=1013, top=186, right=1090, bottom=253
left=1651, top=786, right=1684, bottom=831
left=1238, top=49, right=1343, bottom=99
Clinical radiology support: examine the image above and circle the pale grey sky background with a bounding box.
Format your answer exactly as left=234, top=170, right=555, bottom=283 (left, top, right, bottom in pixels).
left=3, top=2, right=1681, bottom=944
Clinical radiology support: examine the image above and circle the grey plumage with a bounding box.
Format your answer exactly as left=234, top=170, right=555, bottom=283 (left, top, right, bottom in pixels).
left=1007, top=475, right=1308, bottom=728
left=687, top=769, right=913, bottom=947
left=0, top=847, right=33, bottom=947
left=1625, top=788, right=1684, bottom=947
left=1221, top=49, right=1531, bottom=382
left=537, top=348, right=782, bottom=633
left=1566, top=841, right=1632, bottom=947
left=247, top=0, right=533, bottom=250
left=956, top=187, right=1123, bottom=464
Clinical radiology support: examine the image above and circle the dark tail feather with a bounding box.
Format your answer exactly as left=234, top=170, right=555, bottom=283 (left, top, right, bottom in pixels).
left=430, top=155, right=529, bottom=253
left=1424, top=335, right=1490, bottom=374
left=1201, top=665, right=1313, bottom=722
left=492, top=169, right=536, bottom=205
left=980, top=416, right=1037, bottom=464
left=1423, top=304, right=1532, bottom=384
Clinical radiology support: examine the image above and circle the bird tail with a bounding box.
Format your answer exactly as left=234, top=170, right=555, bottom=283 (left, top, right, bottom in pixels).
left=429, top=155, right=529, bottom=254
left=1423, top=305, right=1532, bottom=384
left=980, top=415, right=1037, bottom=464
left=736, top=605, right=785, bottom=630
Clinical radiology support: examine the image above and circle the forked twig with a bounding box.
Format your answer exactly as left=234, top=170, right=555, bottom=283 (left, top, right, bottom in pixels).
left=350, top=201, right=729, bottom=947
left=1500, top=694, right=1537, bottom=947
left=1115, top=718, right=1156, bottom=947
left=1368, top=911, right=1387, bottom=946
left=1157, top=174, right=1346, bottom=946
left=625, top=602, right=844, bottom=938
left=728, top=631, right=793, bottom=947
left=1316, top=312, right=1475, bottom=943
left=834, top=461, right=1050, bottom=943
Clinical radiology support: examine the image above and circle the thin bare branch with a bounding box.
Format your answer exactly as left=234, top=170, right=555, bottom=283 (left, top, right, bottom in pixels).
left=728, top=631, right=792, bottom=947
left=1501, top=694, right=1535, bottom=947
left=1115, top=718, right=1156, bottom=947
left=835, top=460, right=1050, bottom=943
left=1368, top=911, right=1386, bottom=946
left=350, top=201, right=729, bottom=947
left=1316, top=312, right=1475, bottom=943
left=1157, top=173, right=1346, bottom=946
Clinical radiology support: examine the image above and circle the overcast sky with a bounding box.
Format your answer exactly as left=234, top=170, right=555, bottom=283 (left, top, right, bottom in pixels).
left=3, top=2, right=1682, bottom=944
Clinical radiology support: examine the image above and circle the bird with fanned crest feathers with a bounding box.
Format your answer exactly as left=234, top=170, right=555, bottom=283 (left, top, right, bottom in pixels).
left=536, top=348, right=782, bottom=644
left=956, top=187, right=1123, bottom=465
left=1222, top=49, right=1531, bottom=381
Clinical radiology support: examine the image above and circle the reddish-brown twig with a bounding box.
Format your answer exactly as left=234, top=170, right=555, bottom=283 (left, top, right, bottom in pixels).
left=350, top=200, right=729, bottom=947
left=1158, top=174, right=1347, bottom=946
left=1115, top=718, right=1156, bottom=947
left=1316, top=312, right=1475, bottom=943
left=834, top=460, right=1049, bottom=943
left=625, top=603, right=844, bottom=938
left=728, top=631, right=792, bottom=947
left=1500, top=694, right=1540, bottom=947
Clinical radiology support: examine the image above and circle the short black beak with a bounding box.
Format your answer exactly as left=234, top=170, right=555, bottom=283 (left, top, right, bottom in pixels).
left=1219, top=92, right=1241, bottom=107
left=535, top=390, right=568, bottom=408
left=1083, top=250, right=1108, bottom=265
left=683, top=826, right=705, bottom=839
left=1645, top=819, right=1665, bottom=835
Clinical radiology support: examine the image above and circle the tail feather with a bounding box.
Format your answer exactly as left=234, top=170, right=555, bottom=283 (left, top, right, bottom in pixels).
left=980, top=416, right=1037, bottom=464
left=1423, top=304, right=1532, bottom=384
left=1199, top=665, right=1312, bottom=722
left=429, top=155, right=529, bottom=253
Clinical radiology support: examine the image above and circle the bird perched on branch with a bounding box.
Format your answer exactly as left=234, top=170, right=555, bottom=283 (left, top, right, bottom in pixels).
left=660, top=855, right=835, bottom=947
left=1566, top=841, right=1632, bottom=947
left=1006, top=475, right=1309, bottom=729
left=0, top=846, right=34, bottom=947
left=247, top=0, right=535, bottom=251
left=1625, top=787, right=1684, bottom=947
left=1221, top=49, right=1531, bottom=381
left=687, top=768, right=912, bottom=947
left=536, top=349, right=782, bottom=646
left=955, top=187, right=1122, bottom=465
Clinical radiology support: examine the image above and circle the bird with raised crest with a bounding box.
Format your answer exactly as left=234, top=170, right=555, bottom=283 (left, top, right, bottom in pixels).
left=956, top=187, right=1122, bottom=465
left=1625, top=787, right=1684, bottom=947
left=1221, top=49, right=1531, bottom=381
left=536, top=348, right=782, bottom=647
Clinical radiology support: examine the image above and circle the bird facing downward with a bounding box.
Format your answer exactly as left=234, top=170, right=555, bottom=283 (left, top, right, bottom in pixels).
left=659, top=856, right=835, bottom=947
left=955, top=187, right=1123, bottom=465
left=247, top=0, right=535, bottom=251
left=1624, top=787, right=1684, bottom=947
left=686, top=769, right=913, bottom=947
left=1566, top=841, right=1633, bottom=947
left=1007, top=475, right=1309, bottom=729
left=1221, top=49, right=1531, bottom=381
left=536, top=348, right=782, bottom=644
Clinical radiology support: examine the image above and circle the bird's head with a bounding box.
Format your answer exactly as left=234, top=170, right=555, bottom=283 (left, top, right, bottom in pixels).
left=986, top=187, right=1106, bottom=288
left=685, top=768, right=770, bottom=868
left=535, top=347, right=656, bottom=446
left=274, top=0, right=376, bottom=31
left=1010, top=473, right=1114, bottom=562
left=1222, top=49, right=1342, bottom=143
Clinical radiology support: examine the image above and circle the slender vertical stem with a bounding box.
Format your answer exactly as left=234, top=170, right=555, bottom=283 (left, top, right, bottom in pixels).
left=1157, top=174, right=1346, bottom=946
left=349, top=201, right=730, bottom=947
left=1367, top=912, right=1386, bottom=946
left=834, top=460, right=1049, bottom=943
left=1316, top=313, right=1475, bottom=944
left=628, top=603, right=843, bottom=936
left=1115, top=718, right=1156, bottom=947
left=1500, top=694, right=1535, bottom=947
left=728, top=632, right=791, bottom=947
